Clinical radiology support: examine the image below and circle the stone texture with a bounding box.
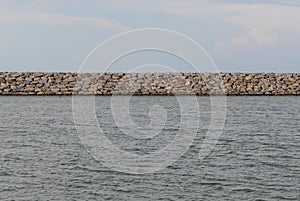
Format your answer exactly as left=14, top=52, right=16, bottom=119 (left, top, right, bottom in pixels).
left=0, top=72, right=299, bottom=95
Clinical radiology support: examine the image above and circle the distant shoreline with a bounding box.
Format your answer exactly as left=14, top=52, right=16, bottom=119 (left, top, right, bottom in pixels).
left=0, top=72, right=299, bottom=96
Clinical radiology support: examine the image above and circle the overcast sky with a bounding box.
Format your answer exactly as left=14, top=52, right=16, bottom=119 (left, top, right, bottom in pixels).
left=0, top=0, right=299, bottom=72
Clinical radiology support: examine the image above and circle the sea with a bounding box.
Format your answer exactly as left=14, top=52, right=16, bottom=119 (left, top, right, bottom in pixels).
left=1, top=96, right=299, bottom=200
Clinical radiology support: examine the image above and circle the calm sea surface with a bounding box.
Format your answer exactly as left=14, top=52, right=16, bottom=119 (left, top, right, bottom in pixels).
left=1, top=96, right=299, bottom=200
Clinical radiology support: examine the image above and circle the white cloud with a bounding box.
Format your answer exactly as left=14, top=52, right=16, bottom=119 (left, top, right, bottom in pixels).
left=1, top=0, right=300, bottom=46
left=107, top=0, right=224, bottom=15
left=156, top=1, right=300, bottom=46
left=231, top=36, right=250, bottom=46
left=224, top=4, right=300, bottom=46
left=0, top=12, right=119, bottom=28
left=104, top=0, right=300, bottom=47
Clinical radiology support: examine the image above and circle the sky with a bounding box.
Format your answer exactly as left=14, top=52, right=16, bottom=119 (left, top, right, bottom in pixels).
left=0, top=0, right=299, bottom=72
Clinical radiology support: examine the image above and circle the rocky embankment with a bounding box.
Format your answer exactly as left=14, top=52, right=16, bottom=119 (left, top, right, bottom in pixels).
left=0, top=72, right=299, bottom=95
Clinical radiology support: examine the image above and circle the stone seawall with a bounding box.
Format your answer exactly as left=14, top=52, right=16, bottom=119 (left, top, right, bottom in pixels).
left=0, top=72, right=299, bottom=95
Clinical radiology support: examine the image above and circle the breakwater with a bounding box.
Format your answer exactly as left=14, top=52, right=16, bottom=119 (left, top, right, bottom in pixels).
left=0, top=72, right=299, bottom=95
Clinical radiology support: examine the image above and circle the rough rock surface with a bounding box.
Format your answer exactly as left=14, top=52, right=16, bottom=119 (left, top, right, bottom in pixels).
left=0, top=72, right=299, bottom=95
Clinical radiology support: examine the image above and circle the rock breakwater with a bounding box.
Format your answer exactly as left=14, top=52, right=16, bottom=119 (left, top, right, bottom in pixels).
left=0, top=72, right=299, bottom=95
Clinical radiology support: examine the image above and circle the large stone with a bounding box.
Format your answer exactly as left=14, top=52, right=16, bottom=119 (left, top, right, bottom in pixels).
left=0, top=72, right=299, bottom=95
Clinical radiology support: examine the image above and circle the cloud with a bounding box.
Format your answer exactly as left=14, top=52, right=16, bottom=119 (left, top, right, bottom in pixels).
left=0, top=11, right=120, bottom=28
left=1, top=0, right=300, bottom=46
left=231, top=36, right=250, bottom=46
left=153, top=0, right=300, bottom=47
left=212, top=0, right=300, bottom=7
left=103, top=0, right=300, bottom=47
left=225, top=4, right=300, bottom=46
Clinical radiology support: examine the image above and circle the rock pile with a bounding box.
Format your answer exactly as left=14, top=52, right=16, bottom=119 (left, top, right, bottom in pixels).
left=0, top=72, right=299, bottom=95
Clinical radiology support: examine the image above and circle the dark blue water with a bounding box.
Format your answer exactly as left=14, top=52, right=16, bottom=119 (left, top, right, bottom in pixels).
left=1, top=96, right=299, bottom=200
